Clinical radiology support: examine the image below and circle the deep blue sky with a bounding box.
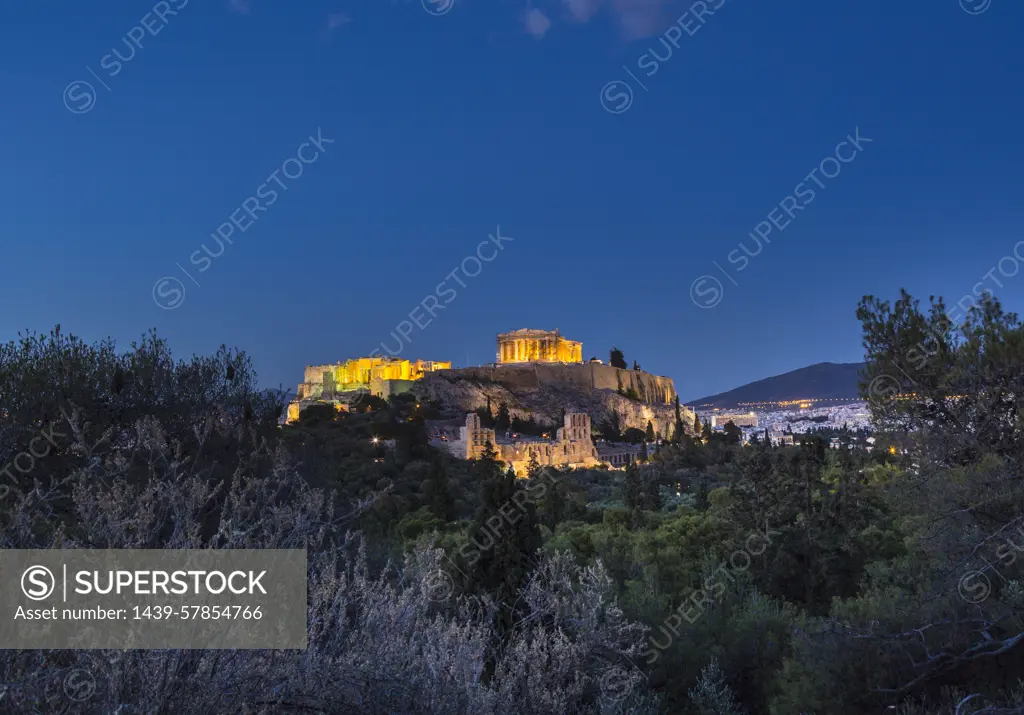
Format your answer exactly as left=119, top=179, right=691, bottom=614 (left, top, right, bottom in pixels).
left=2, top=0, right=1022, bottom=401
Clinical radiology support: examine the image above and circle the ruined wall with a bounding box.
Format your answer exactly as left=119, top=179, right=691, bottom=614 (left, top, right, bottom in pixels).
left=414, top=368, right=693, bottom=442
left=440, top=363, right=677, bottom=405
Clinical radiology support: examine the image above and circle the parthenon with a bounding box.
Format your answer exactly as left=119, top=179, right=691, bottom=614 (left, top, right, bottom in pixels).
left=496, top=329, right=582, bottom=364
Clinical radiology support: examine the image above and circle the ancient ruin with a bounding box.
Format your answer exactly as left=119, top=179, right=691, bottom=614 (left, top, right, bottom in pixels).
left=496, top=329, right=582, bottom=364
left=287, top=357, right=450, bottom=422
left=439, top=412, right=601, bottom=475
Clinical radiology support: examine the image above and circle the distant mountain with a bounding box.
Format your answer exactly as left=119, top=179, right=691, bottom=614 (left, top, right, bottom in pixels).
left=686, top=362, right=866, bottom=410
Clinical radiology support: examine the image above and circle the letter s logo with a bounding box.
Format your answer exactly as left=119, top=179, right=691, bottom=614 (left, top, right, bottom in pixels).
left=690, top=275, right=724, bottom=309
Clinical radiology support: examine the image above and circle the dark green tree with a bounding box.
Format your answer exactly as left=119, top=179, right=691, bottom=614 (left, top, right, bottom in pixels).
left=645, top=420, right=656, bottom=443
left=464, top=450, right=542, bottom=632
left=601, top=411, right=623, bottom=441
left=623, top=427, right=646, bottom=444
left=423, top=456, right=454, bottom=521
left=495, top=403, right=511, bottom=433
left=722, top=420, right=742, bottom=445
left=674, top=396, right=685, bottom=442
left=610, top=347, right=627, bottom=369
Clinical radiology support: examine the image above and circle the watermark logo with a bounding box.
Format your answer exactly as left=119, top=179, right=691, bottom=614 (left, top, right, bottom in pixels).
left=958, top=570, right=991, bottom=603
left=423, top=0, right=455, bottom=16
left=956, top=521, right=1024, bottom=604
left=599, top=81, right=634, bottom=114
left=960, top=0, right=992, bottom=14
left=21, top=565, right=56, bottom=601
left=152, top=276, right=186, bottom=310
left=1, top=423, right=68, bottom=501
left=641, top=523, right=778, bottom=663
left=61, top=0, right=190, bottom=115
left=598, top=0, right=729, bottom=113
left=372, top=226, right=514, bottom=359
left=867, top=374, right=902, bottom=404
left=599, top=667, right=633, bottom=702
left=63, top=81, right=97, bottom=114
left=63, top=670, right=97, bottom=702
left=153, top=127, right=334, bottom=310
left=691, top=126, right=871, bottom=308
left=424, top=570, right=455, bottom=602
left=690, top=275, right=724, bottom=309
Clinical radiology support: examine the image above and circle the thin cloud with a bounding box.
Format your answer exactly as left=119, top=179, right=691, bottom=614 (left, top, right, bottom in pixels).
left=328, top=12, right=352, bottom=31
left=560, top=0, right=678, bottom=39
left=524, top=8, right=553, bottom=39
left=229, top=0, right=251, bottom=15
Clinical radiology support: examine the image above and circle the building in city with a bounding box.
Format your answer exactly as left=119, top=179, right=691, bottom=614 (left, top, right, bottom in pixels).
left=711, top=412, right=759, bottom=429
left=496, top=329, right=583, bottom=364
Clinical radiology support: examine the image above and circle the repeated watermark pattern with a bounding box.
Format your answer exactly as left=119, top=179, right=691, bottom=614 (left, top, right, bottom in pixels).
left=62, top=0, right=191, bottom=115
left=371, top=226, right=515, bottom=359
left=867, top=238, right=1024, bottom=405
left=0, top=424, right=67, bottom=501
left=152, top=127, right=335, bottom=310
left=599, top=0, right=731, bottom=114
left=63, top=669, right=98, bottom=703
left=960, top=0, right=992, bottom=15
left=690, top=127, right=872, bottom=309
left=958, top=519, right=1024, bottom=604
left=640, top=522, right=779, bottom=664
left=427, top=467, right=556, bottom=602
left=422, top=0, right=455, bottom=17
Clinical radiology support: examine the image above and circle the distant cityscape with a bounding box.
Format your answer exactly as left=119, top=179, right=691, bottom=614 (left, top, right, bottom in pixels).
left=698, top=399, right=872, bottom=446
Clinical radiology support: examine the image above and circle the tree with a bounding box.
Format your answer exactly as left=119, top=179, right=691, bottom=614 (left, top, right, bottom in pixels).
left=858, top=289, right=1024, bottom=465
left=423, top=456, right=453, bottom=521
left=495, top=403, right=511, bottom=434
left=722, top=420, right=742, bottom=445
left=693, top=412, right=702, bottom=438
left=689, top=658, right=744, bottom=715
left=464, top=458, right=543, bottom=636
left=633, top=360, right=641, bottom=371
left=622, top=427, right=646, bottom=444
left=610, top=347, right=627, bottom=369
left=601, top=411, right=623, bottom=441
left=674, top=396, right=686, bottom=442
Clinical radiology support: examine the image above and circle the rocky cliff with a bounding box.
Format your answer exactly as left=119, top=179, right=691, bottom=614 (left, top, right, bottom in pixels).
left=413, top=365, right=691, bottom=439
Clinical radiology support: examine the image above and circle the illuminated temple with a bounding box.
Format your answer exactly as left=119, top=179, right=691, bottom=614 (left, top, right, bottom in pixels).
left=496, top=329, right=582, bottom=364
left=287, top=357, right=450, bottom=422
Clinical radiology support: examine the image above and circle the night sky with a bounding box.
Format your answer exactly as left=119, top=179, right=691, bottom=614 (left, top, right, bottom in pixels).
left=2, top=0, right=1022, bottom=401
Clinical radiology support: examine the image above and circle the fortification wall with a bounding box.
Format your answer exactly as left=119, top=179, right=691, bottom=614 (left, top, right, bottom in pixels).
left=438, top=363, right=676, bottom=405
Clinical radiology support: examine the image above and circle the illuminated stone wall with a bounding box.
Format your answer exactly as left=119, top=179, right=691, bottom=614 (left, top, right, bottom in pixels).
left=445, top=411, right=601, bottom=475
left=496, top=329, right=582, bottom=364
left=297, top=357, right=451, bottom=400
left=439, top=363, right=678, bottom=405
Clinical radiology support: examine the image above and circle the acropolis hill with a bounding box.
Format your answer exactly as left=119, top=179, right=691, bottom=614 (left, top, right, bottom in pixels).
left=288, top=329, right=690, bottom=442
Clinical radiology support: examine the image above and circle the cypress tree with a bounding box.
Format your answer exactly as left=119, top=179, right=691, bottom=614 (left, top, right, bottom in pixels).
left=465, top=447, right=542, bottom=633
left=424, top=456, right=454, bottom=521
